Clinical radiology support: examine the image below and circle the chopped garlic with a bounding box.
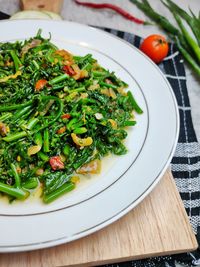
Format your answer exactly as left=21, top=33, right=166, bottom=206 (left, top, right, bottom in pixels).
left=95, top=113, right=103, bottom=120
left=27, top=145, right=41, bottom=156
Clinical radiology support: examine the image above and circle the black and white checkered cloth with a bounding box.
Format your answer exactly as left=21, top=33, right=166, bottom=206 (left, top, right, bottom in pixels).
left=100, top=28, right=200, bottom=267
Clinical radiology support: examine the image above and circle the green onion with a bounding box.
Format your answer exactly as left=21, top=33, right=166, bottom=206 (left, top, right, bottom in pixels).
left=171, top=11, right=200, bottom=63
left=164, top=0, right=200, bottom=45
left=130, top=0, right=179, bottom=35
left=174, top=37, right=200, bottom=76
left=130, top=0, right=200, bottom=76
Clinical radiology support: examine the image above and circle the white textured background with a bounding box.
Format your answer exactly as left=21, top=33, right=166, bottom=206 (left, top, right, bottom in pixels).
left=0, top=1, right=199, bottom=265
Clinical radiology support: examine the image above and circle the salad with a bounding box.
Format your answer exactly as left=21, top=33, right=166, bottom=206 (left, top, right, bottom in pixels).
left=0, top=30, right=143, bottom=203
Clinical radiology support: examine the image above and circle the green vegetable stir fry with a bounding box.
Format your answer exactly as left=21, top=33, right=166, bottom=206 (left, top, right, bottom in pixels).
left=0, top=30, right=143, bottom=203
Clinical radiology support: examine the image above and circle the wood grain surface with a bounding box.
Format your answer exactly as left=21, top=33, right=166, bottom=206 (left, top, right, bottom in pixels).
left=0, top=171, right=197, bottom=267
left=21, top=0, right=63, bottom=13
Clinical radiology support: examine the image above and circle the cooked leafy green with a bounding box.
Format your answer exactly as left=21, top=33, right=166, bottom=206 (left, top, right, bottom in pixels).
left=0, top=31, right=142, bottom=203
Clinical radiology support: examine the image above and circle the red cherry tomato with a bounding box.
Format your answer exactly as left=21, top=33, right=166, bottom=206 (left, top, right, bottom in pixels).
left=49, top=156, right=64, bottom=170
left=140, top=34, right=169, bottom=64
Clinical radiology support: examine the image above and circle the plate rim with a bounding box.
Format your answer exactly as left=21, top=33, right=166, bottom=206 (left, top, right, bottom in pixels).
left=0, top=19, right=180, bottom=252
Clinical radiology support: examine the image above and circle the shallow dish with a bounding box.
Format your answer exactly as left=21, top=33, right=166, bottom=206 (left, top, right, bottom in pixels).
left=0, top=20, right=179, bottom=252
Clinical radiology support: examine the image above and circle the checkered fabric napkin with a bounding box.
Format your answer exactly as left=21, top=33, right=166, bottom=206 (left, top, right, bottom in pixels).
left=100, top=28, right=200, bottom=267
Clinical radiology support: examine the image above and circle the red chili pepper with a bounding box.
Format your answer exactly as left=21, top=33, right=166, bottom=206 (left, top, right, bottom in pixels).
left=49, top=156, right=65, bottom=170
left=35, top=79, right=47, bottom=91
left=56, top=126, right=66, bottom=134
left=63, top=65, right=76, bottom=76
left=74, top=0, right=145, bottom=24
left=61, top=113, right=71, bottom=119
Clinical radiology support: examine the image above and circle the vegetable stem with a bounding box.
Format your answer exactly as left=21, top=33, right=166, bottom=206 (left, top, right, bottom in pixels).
left=164, top=0, right=200, bottom=46
left=43, top=182, right=75, bottom=203
left=175, top=37, right=200, bottom=76
left=22, top=178, right=39, bottom=190
left=13, top=106, right=33, bottom=122
left=38, top=151, right=49, bottom=162
left=34, top=132, right=43, bottom=147
left=173, top=12, right=200, bottom=63
left=130, top=0, right=200, bottom=76
left=43, top=128, right=50, bottom=152
left=32, top=60, right=40, bottom=70
left=10, top=163, right=21, bottom=188
left=49, top=74, right=69, bottom=85
left=3, top=131, right=27, bottom=142
left=26, top=117, right=39, bottom=130
left=127, top=91, right=143, bottom=114
left=0, top=113, right=12, bottom=122
left=10, top=50, right=22, bottom=72
left=33, top=96, right=63, bottom=133
left=130, top=0, right=179, bottom=35
left=0, top=100, right=33, bottom=112
left=0, top=182, right=29, bottom=200
left=99, top=81, right=118, bottom=89
left=73, top=127, right=87, bottom=134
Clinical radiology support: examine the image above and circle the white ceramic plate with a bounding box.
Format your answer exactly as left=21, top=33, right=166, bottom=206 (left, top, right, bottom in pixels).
left=0, top=20, right=179, bottom=252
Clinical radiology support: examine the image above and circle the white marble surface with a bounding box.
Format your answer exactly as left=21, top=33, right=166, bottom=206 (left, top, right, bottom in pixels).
left=0, top=0, right=199, bottom=144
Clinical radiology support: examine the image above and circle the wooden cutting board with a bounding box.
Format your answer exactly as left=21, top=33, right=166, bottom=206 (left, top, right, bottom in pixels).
left=0, top=171, right=197, bottom=267
left=20, top=0, right=64, bottom=13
